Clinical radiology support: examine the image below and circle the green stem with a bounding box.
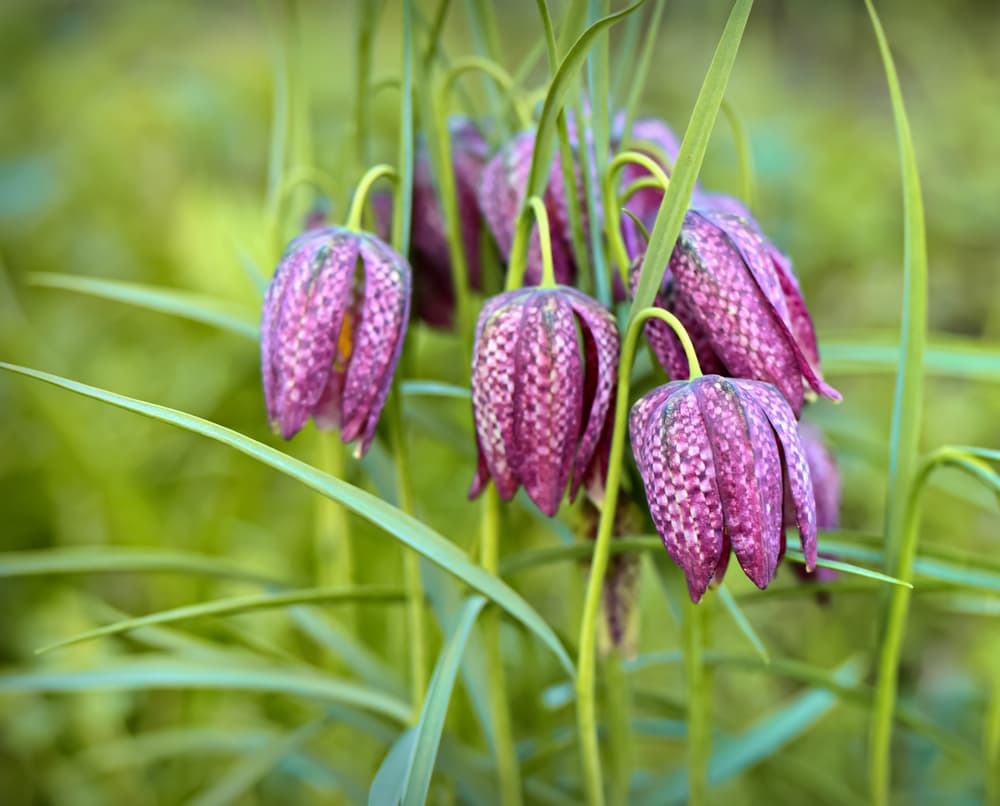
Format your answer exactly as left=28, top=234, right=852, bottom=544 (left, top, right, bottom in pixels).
left=442, top=57, right=532, bottom=129
left=620, top=0, right=666, bottom=142
left=314, top=435, right=354, bottom=630
left=720, top=99, right=754, bottom=209
left=262, top=0, right=293, bottom=258
left=684, top=596, right=710, bottom=806
left=505, top=195, right=558, bottom=291
left=345, top=164, right=397, bottom=232
left=586, top=0, right=612, bottom=304
left=388, top=382, right=427, bottom=720
left=576, top=307, right=701, bottom=806
left=603, top=649, right=633, bottom=806
left=870, top=448, right=998, bottom=803
left=481, top=485, right=524, bottom=806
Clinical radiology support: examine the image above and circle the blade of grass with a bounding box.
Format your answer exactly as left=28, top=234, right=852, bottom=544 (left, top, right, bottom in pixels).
left=619, top=0, right=666, bottom=141
left=716, top=584, right=769, bottom=662
left=29, top=272, right=258, bottom=340
left=0, top=657, right=411, bottom=723
left=784, top=550, right=912, bottom=588
left=370, top=728, right=418, bottom=806
left=36, top=585, right=407, bottom=655
left=400, top=380, right=471, bottom=399
left=0, top=363, right=574, bottom=676
left=720, top=99, right=754, bottom=209
left=401, top=596, right=488, bottom=806
left=819, top=336, right=1000, bottom=382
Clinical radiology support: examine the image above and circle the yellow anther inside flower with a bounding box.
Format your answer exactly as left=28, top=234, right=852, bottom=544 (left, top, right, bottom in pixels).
left=333, top=311, right=354, bottom=371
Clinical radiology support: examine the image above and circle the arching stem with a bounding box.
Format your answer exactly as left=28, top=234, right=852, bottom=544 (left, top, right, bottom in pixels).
left=505, top=195, right=559, bottom=291
left=344, top=164, right=397, bottom=232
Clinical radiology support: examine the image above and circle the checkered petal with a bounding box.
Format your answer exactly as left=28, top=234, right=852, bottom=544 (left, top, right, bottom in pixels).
left=510, top=291, right=583, bottom=516
left=563, top=288, right=620, bottom=498
left=692, top=377, right=784, bottom=589
left=261, top=227, right=358, bottom=440
left=739, top=381, right=818, bottom=569
left=629, top=383, right=725, bottom=602
left=339, top=236, right=412, bottom=454
left=797, top=422, right=840, bottom=531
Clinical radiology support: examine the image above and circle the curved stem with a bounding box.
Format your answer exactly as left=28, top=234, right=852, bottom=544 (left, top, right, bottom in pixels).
left=576, top=307, right=702, bottom=806
left=870, top=447, right=999, bottom=803
left=443, top=57, right=531, bottom=130
left=684, top=596, right=710, bottom=806
left=603, top=151, right=671, bottom=289
left=344, top=164, right=397, bottom=232
left=481, top=485, right=524, bottom=806
left=505, top=195, right=558, bottom=291
left=720, top=99, right=754, bottom=209
left=314, top=434, right=354, bottom=632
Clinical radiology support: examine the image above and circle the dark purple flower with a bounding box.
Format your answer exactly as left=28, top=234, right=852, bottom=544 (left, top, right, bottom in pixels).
left=260, top=226, right=411, bottom=454
left=372, top=118, right=489, bottom=328
left=629, top=375, right=818, bottom=602
left=470, top=286, right=619, bottom=515
left=631, top=207, right=839, bottom=416
left=477, top=130, right=587, bottom=287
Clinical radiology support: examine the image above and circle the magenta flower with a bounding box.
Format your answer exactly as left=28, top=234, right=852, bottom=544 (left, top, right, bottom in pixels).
left=629, top=375, right=818, bottom=602
left=260, top=226, right=411, bottom=454
left=470, top=286, right=619, bottom=515
left=478, top=131, right=585, bottom=287
left=632, top=208, right=839, bottom=416
left=372, top=119, right=488, bottom=328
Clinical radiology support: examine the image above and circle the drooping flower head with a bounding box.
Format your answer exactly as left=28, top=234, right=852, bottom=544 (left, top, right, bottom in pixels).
left=470, top=286, right=619, bottom=515
left=630, top=205, right=839, bottom=416
left=260, top=226, right=411, bottom=454
left=373, top=118, right=489, bottom=328
left=630, top=375, right=818, bottom=602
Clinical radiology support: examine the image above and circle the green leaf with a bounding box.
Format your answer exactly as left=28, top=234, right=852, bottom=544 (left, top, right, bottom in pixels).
left=784, top=549, right=912, bottom=589
left=400, top=380, right=471, bottom=399
left=401, top=596, right=488, bottom=806
left=636, top=658, right=864, bottom=805
left=0, top=657, right=411, bottom=723
left=629, top=0, right=753, bottom=318
left=0, top=363, right=574, bottom=677
left=819, top=336, right=1000, bottom=382
left=0, top=547, right=277, bottom=585
left=370, top=728, right=418, bottom=806
left=720, top=98, right=754, bottom=208
left=716, top=584, right=769, bottom=663
left=189, top=718, right=328, bottom=806
left=37, top=584, right=407, bottom=655
left=29, top=272, right=258, bottom=340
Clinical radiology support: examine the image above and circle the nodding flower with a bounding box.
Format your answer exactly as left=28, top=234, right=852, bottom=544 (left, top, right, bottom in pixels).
left=469, top=286, right=620, bottom=516
left=630, top=205, right=840, bottom=416
left=260, top=226, right=410, bottom=455
left=630, top=374, right=818, bottom=602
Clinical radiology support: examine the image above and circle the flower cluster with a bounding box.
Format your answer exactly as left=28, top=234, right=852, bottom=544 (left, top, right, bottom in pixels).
left=259, top=110, right=843, bottom=603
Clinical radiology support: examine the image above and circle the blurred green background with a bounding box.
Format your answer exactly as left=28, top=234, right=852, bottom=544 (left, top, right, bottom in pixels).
left=1, top=1, right=998, bottom=804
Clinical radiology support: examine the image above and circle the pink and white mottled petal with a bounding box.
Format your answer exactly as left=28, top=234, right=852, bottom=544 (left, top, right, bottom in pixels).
left=692, top=377, right=782, bottom=589
left=510, top=292, right=583, bottom=516
left=271, top=230, right=358, bottom=439
left=740, top=381, right=818, bottom=569
left=565, top=288, right=620, bottom=498
left=771, top=247, right=822, bottom=371
left=340, top=238, right=411, bottom=452
left=470, top=292, right=526, bottom=501
left=631, top=385, right=725, bottom=602
left=671, top=212, right=807, bottom=415
left=798, top=422, right=841, bottom=530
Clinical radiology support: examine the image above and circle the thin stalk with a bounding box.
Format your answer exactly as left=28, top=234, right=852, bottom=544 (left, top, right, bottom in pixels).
left=720, top=99, right=754, bottom=209
left=576, top=308, right=701, bottom=806
left=355, top=2, right=378, bottom=165
left=870, top=448, right=998, bottom=802
left=620, top=0, right=666, bottom=142
left=464, top=0, right=507, bottom=141
left=587, top=0, right=612, bottom=304
left=344, top=164, right=397, bottom=232
left=481, top=486, right=524, bottom=806
left=529, top=197, right=557, bottom=288
left=314, top=435, right=355, bottom=630
left=263, top=0, right=293, bottom=258
left=505, top=195, right=559, bottom=291
left=443, top=58, right=532, bottom=129
left=684, top=596, right=710, bottom=806
left=421, top=0, right=451, bottom=70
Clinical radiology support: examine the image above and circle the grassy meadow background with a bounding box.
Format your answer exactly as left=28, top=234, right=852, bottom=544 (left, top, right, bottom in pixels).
left=1, top=0, right=998, bottom=803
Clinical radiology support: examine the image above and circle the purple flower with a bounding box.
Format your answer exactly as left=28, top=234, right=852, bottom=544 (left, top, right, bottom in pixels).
left=373, top=118, right=489, bottom=328
left=631, top=207, right=839, bottom=416
left=629, top=375, right=818, bottom=602
left=260, top=226, right=411, bottom=454
left=477, top=130, right=586, bottom=287
left=470, top=286, right=620, bottom=515
left=789, top=422, right=841, bottom=585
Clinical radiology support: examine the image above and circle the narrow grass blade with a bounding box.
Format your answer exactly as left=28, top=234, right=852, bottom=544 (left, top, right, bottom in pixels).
left=784, top=550, right=912, bottom=588
left=400, top=380, right=471, bottom=399
left=37, top=585, right=407, bottom=655
left=29, top=272, right=258, bottom=340
left=189, top=718, right=328, bottom=806
left=720, top=99, right=754, bottom=208
left=0, top=363, right=574, bottom=676
left=0, top=547, right=277, bottom=585
left=0, top=657, right=411, bottom=723
left=629, top=0, right=753, bottom=317
left=370, top=728, right=418, bottom=806
left=716, top=584, right=769, bottom=662
left=401, top=596, right=488, bottom=806
left=819, top=336, right=1000, bottom=382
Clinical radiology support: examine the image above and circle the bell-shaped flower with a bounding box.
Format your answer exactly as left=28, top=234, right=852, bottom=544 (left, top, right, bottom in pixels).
left=478, top=130, right=592, bottom=287
left=629, top=374, right=818, bottom=601
left=260, top=226, right=411, bottom=454
left=372, top=118, right=488, bottom=328
left=470, top=286, right=619, bottom=515
left=631, top=207, right=839, bottom=416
